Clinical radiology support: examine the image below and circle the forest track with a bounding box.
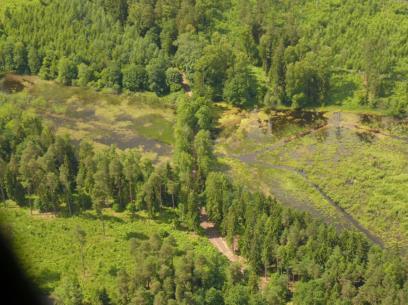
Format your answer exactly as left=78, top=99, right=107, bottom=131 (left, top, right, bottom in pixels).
left=200, top=209, right=272, bottom=288
left=200, top=208, right=244, bottom=264
left=182, top=73, right=192, bottom=97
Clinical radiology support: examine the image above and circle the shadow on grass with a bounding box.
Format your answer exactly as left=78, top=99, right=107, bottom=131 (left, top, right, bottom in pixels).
left=125, top=231, right=148, bottom=240
left=327, top=77, right=358, bottom=106
left=79, top=212, right=125, bottom=223
left=35, top=268, right=60, bottom=293
left=153, top=208, right=179, bottom=225
left=152, top=208, right=192, bottom=233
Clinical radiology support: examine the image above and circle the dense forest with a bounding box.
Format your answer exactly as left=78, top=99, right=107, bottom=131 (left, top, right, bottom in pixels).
left=1, top=91, right=408, bottom=304
left=0, top=0, right=407, bottom=112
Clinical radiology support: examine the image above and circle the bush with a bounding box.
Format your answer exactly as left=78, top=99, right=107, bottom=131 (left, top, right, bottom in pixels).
left=122, top=64, right=148, bottom=92
left=165, top=67, right=183, bottom=92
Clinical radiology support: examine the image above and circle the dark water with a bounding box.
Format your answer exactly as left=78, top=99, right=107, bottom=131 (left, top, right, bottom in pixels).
left=256, top=109, right=327, bottom=138
left=0, top=78, right=24, bottom=93
left=360, top=113, right=408, bottom=139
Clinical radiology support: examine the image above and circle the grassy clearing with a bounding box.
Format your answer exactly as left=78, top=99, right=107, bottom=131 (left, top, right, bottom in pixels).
left=218, top=156, right=351, bottom=230
left=3, top=74, right=176, bottom=160
left=0, top=205, right=222, bottom=302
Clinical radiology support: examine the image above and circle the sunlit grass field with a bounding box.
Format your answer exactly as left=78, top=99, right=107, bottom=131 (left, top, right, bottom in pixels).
left=0, top=205, right=221, bottom=302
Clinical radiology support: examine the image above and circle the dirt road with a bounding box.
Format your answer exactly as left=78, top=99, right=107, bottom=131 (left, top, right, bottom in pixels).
left=200, top=209, right=245, bottom=264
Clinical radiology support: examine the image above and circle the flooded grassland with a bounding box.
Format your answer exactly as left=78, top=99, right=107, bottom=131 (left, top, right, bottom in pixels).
left=216, top=106, right=408, bottom=250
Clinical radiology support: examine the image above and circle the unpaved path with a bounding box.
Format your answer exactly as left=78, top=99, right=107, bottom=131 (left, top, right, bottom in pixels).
left=200, top=209, right=244, bottom=264
left=182, top=73, right=192, bottom=97
left=200, top=209, right=273, bottom=288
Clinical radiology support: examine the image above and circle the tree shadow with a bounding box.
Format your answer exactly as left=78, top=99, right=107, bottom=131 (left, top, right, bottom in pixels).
left=326, top=77, right=358, bottom=106
left=125, top=231, right=148, bottom=241
left=154, top=208, right=179, bottom=225
left=35, top=268, right=60, bottom=293
left=79, top=212, right=124, bottom=223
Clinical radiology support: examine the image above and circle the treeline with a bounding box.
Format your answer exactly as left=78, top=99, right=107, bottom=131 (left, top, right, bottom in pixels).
left=233, top=0, right=408, bottom=112
left=0, top=0, right=254, bottom=104
left=1, top=0, right=407, bottom=112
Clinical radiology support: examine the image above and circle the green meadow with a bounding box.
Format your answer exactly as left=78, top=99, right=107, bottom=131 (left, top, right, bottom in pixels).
left=0, top=205, right=222, bottom=302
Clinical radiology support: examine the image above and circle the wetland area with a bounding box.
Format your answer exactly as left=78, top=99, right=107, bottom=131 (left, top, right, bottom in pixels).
left=2, top=74, right=408, bottom=250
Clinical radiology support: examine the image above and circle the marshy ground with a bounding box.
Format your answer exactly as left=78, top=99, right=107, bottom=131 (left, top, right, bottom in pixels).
left=2, top=74, right=408, bottom=250
left=216, top=106, right=408, bottom=250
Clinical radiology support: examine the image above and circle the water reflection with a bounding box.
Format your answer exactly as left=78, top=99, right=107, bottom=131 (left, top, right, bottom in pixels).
left=359, top=113, right=408, bottom=138
left=265, top=109, right=327, bottom=138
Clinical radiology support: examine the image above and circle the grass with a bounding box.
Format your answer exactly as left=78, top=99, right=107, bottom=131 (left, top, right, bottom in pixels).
left=218, top=156, right=352, bottom=230
left=3, top=74, right=176, bottom=160
left=216, top=105, right=408, bottom=249
left=0, top=0, right=38, bottom=14
left=257, top=125, right=408, bottom=248
left=0, top=205, right=222, bottom=302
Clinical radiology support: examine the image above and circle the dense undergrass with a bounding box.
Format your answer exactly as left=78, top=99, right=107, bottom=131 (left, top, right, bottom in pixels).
left=0, top=205, right=221, bottom=303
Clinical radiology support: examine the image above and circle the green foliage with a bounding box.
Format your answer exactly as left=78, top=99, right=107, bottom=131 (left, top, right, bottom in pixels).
left=165, top=67, right=182, bottom=93
left=223, top=57, right=258, bottom=107
left=2, top=0, right=406, bottom=112
left=76, top=63, right=92, bottom=88
left=146, top=55, right=169, bottom=96
left=54, top=274, right=84, bottom=305
left=194, top=35, right=233, bottom=100
left=285, top=51, right=331, bottom=108
left=122, top=64, right=147, bottom=92
left=0, top=206, right=228, bottom=303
